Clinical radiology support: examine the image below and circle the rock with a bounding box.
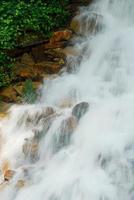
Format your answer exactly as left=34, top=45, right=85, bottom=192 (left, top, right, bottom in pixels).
left=21, top=53, right=35, bottom=66
left=54, top=116, right=78, bottom=151
left=0, top=87, right=17, bottom=103
left=26, top=106, right=55, bottom=125
left=39, top=113, right=58, bottom=136
left=70, top=17, right=81, bottom=34
left=58, top=98, right=73, bottom=108
left=13, top=81, right=41, bottom=97
left=0, top=102, right=10, bottom=113
left=0, top=112, right=8, bottom=119
left=70, top=12, right=103, bottom=35
left=4, top=170, right=15, bottom=181
left=63, top=46, right=80, bottom=57
left=72, top=102, right=89, bottom=120
left=32, top=45, right=46, bottom=62
left=50, top=30, right=72, bottom=44
left=15, top=180, right=25, bottom=188
left=22, top=137, right=39, bottom=162
left=43, top=41, right=66, bottom=49
left=14, top=63, right=36, bottom=79
left=35, top=61, right=62, bottom=74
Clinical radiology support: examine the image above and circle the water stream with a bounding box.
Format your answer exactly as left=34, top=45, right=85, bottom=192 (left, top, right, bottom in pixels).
left=1, top=0, right=134, bottom=199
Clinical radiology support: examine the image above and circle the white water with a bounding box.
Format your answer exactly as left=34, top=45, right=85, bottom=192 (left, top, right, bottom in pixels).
left=1, top=0, right=134, bottom=199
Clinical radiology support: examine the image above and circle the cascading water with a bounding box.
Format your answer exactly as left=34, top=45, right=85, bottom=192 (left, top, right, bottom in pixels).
left=1, top=0, right=134, bottom=199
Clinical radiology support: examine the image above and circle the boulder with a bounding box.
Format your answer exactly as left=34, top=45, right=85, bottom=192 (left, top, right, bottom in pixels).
left=58, top=98, right=73, bottom=108
left=4, top=170, right=15, bottom=181
left=26, top=106, right=55, bottom=126
left=22, top=137, right=39, bottom=162
left=70, top=12, right=103, bottom=35
left=70, top=17, right=81, bottom=34
left=21, top=53, right=35, bottom=66
left=0, top=87, right=17, bottom=103
left=35, top=61, right=62, bottom=74
left=50, top=30, right=72, bottom=44
left=72, top=102, right=89, bottom=120
left=54, top=116, right=78, bottom=152
left=15, top=180, right=25, bottom=188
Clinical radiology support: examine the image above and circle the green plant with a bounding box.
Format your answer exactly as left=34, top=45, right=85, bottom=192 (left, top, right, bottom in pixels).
left=22, top=79, right=37, bottom=103
left=0, top=0, right=69, bottom=88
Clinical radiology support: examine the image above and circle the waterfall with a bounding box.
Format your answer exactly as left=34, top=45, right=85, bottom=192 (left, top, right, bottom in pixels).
left=1, top=0, right=134, bottom=199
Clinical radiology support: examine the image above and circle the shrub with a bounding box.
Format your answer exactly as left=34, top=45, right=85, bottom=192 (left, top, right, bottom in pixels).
left=22, top=79, right=37, bottom=104
left=0, top=0, right=69, bottom=88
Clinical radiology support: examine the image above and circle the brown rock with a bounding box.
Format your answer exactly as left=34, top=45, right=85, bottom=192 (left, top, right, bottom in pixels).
left=54, top=116, right=78, bottom=151
left=0, top=87, right=17, bottom=102
left=14, top=63, right=36, bottom=79
left=22, top=137, right=39, bottom=162
left=31, top=45, right=46, bottom=62
left=63, top=46, right=80, bottom=56
left=4, top=170, right=15, bottom=181
left=0, top=112, right=8, bottom=119
left=70, top=17, right=81, bottom=34
left=58, top=98, right=73, bottom=108
left=21, top=53, right=35, bottom=66
left=50, top=30, right=72, bottom=44
left=43, top=41, right=66, bottom=49
left=35, top=61, right=62, bottom=74
left=15, top=180, right=25, bottom=188
left=70, top=12, right=103, bottom=35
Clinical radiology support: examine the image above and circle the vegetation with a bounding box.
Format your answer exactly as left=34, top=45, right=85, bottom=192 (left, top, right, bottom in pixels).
left=0, top=0, right=69, bottom=88
left=22, top=79, right=37, bottom=103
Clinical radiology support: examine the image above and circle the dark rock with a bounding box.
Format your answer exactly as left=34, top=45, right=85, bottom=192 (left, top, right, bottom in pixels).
left=72, top=102, right=89, bottom=120
left=54, top=116, right=78, bottom=152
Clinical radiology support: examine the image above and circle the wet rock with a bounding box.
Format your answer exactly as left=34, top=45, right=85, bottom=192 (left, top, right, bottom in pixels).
left=15, top=180, right=25, bottom=188
left=37, top=113, right=59, bottom=139
left=32, top=45, right=47, bottom=62
left=35, top=61, right=62, bottom=74
left=0, top=87, right=17, bottom=103
left=50, top=30, right=72, bottom=44
left=0, top=102, right=10, bottom=113
left=58, top=98, right=73, bottom=108
left=63, top=46, right=80, bottom=57
left=0, top=112, right=8, bottom=119
left=72, top=102, right=89, bottom=120
left=26, top=106, right=55, bottom=125
left=70, top=12, right=103, bottom=35
left=70, top=17, right=81, bottom=34
left=4, top=170, right=15, bottom=181
left=54, top=116, right=78, bottom=151
left=14, top=63, right=36, bottom=80
left=21, top=53, right=35, bottom=66
left=22, top=137, right=39, bottom=162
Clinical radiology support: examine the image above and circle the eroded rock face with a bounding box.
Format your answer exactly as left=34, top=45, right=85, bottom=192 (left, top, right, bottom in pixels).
left=25, top=106, right=55, bottom=126
left=50, top=30, right=72, bottom=44
left=21, top=53, right=35, bottom=66
left=22, top=137, right=39, bottom=162
left=0, top=87, right=17, bottom=103
left=4, top=170, right=15, bottom=181
left=70, top=12, right=103, bottom=35
left=72, top=102, right=89, bottom=120
left=54, top=116, right=78, bottom=152
left=15, top=180, right=25, bottom=188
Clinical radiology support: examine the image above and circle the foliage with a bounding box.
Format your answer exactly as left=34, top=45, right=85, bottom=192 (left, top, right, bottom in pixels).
left=22, top=79, right=37, bottom=104
left=0, top=0, right=69, bottom=88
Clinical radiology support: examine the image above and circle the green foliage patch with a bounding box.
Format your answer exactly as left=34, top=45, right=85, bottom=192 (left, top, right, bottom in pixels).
left=22, top=79, right=37, bottom=104
left=0, top=0, right=69, bottom=88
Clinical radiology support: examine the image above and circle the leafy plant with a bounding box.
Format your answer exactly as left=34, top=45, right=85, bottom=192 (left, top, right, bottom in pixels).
left=0, top=0, right=69, bottom=88
left=22, top=79, right=37, bottom=103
